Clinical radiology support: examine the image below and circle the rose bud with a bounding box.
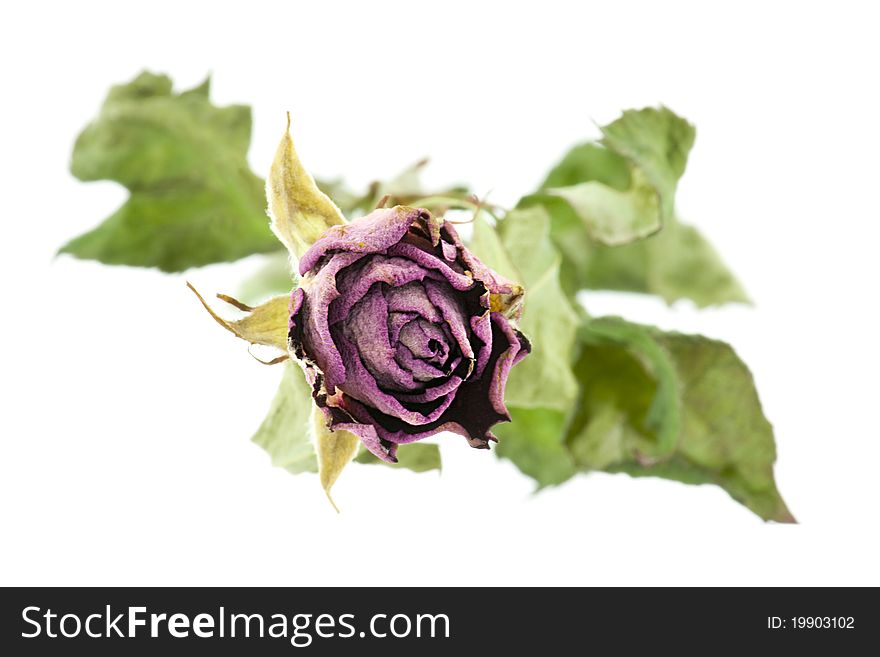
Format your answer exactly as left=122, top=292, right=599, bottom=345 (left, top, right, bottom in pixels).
left=288, top=205, right=530, bottom=463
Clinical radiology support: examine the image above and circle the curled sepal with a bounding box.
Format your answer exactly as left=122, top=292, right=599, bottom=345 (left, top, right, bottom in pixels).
left=311, top=405, right=361, bottom=512
left=267, top=114, right=346, bottom=261
left=489, top=284, right=525, bottom=321
left=187, top=282, right=289, bottom=361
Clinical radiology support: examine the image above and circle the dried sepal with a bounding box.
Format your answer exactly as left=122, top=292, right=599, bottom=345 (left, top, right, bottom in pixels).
left=187, top=282, right=289, bottom=360
left=267, top=114, right=346, bottom=261
left=311, top=406, right=361, bottom=512
left=489, top=284, right=525, bottom=321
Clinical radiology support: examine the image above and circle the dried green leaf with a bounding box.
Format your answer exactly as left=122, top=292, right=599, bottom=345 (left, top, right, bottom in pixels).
left=267, top=116, right=346, bottom=261
left=252, top=363, right=317, bottom=474
left=468, top=207, right=580, bottom=488
left=598, top=215, right=749, bottom=307
left=567, top=336, right=675, bottom=470
left=541, top=142, right=632, bottom=190
left=470, top=215, right=519, bottom=282
left=547, top=166, right=661, bottom=245
left=541, top=107, right=694, bottom=246
left=61, top=72, right=279, bottom=271
left=495, top=407, right=576, bottom=488
left=496, top=207, right=579, bottom=411
left=528, top=107, right=747, bottom=307
left=532, top=196, right=749, bottom=306
left=570, top=317, right=793, bottom=522
left=470, top=214, right=524, bottom=319
left=579, top=318, right=681, bottom=456
left=599, top=106, right=695, bottom=222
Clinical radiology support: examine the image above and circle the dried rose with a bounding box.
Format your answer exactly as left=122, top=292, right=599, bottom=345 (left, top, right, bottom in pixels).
left=289, top=205, right=530, bottom=462
left=192, top=120, right=531, bottom=501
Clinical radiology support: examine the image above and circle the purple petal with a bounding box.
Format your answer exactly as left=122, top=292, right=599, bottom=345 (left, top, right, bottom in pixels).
left=342, top=285, right=419, bottom=392
left=470, top=311, right=493, bottom=378
left=441, top=239, right=458, bottom=261
left=328, top=256, right=445, bottom=325
left=291, top=252, right=365, bottom=394
left=331, top=395, right=486, bottom=451
left=299, top=206, right=441, bottom=276
left=423, top=279, right=474, bottom=361
left=444, top=353, right=465, bottom=377
left=398, top=318, right=449, bottom=363
left=481, top=312, right=531, bottom=415
left=384, top=281, right=442, bottom=323
left=442, top=222, right=520, bottom=295
left=331, top=324, right=456, bottom=425
left=328, top=312, right=529, bottom=449
left=291, top=204, right=532, bottom=464
left=388, top=311, right=418, bottom=344
left=288, top=287, right=304, bottom=334
left=394, top=370, right=464, bottom=403
left=386, top=242, right=477, bottom=291
left=394, top=343, right=446, bottom=382
left=321, top=408, right=397, bottom=463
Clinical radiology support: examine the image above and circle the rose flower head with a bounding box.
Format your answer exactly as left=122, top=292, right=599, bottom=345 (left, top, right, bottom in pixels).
left=290, top=205, right=530, bottom=462
left=192, top=118, right=530, bottom=502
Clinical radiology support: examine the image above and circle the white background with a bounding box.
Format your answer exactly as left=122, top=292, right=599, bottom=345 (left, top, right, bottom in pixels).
left=2, top=1, right=879, bottom=586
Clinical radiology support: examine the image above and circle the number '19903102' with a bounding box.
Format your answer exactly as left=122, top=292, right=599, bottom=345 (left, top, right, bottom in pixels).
left=768, top=617, right=854, bottom=629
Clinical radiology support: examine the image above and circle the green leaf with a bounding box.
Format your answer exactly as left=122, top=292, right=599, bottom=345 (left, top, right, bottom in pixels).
left=546, top=166, right=661, bottom=245
left=495, top=407, right=576, bottom=488
left=354, top=443, right=442, bottom=473
left=567, top=330, right=676, bottom=470
left=61, top=71, right=280, bottom=271
left=599, top=106, right=695, bottom=222
left=470, top=214, right=519, bottom=282
left=569, top=317, right=794, bottom=522
left=579, top=318, right=681, bottom=456
left=540, top=142, right=632, bottom=190
left=541, top=107, right=694, bottom=246
left=587, top=214, right=750, bottom=307
left=252, top=363, right=317, bottom=475
left=526, top=196, right=748, bottom=306
left=496, top=207, right=579, bottom=411
left=468, top=207, right=580, bottom=488
left=528, top=106, right=747, bottom=307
